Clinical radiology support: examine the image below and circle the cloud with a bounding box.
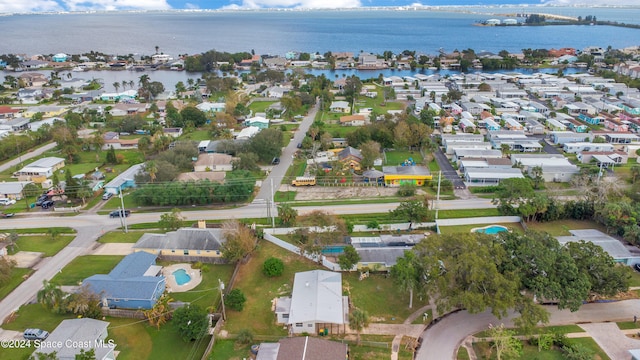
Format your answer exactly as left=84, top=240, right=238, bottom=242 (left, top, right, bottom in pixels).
left=0, top=0, right=62, bottom=13
left=541, top=0, right=640, bottom=5
left=185, top=2, right=200, bottom=9
left=60, top=0, right=172, bottom=11
left=223, top=0, right=362, bottom=9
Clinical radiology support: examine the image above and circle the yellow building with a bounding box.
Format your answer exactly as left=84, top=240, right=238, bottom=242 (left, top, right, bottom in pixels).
left=383, top=165, right=432, bottom=186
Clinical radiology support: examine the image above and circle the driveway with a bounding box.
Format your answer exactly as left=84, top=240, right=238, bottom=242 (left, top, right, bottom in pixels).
left=580, top=322, right=640, bottom=360
left=432, top=144, right=465, bottom=189
left=417, top=299, right=640, bottom=360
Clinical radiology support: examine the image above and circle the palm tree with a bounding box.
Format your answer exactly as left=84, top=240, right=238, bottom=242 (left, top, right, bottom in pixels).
left=146, top=160, right=158, bottom=183
left=630, top=165, right=640, bottom=184
left=37, top=280, right=64, bottom=312
left=143, top=293, right=173, bottom=329
left=138, top=74, right=150, bottom=88
left=129, top=80, right=135, bottom=89
left=155, top=45, right=160, bottom=54
left=121, top=80, right=127, bottom=90
left=349, top=308, right=370, bottom=345
left=113, top=82, right=120, bottom=93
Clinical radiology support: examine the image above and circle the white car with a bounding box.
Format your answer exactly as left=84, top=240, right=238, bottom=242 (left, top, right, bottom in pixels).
left=0, top=198, right=17, bottom=206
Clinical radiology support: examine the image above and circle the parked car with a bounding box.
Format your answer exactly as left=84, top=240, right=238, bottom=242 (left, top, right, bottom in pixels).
left=634, top=263, right=640, bottom=273
left=41, top=200, right=55, bottom=209
left=297, top=142, right=302, bottom=149
left=109, top=209, right=131, bottom=218
left=0, top=212, right=14, bottom=218
left=102, top=192, right=114, bottom=200
left=35, top=195, right=49, bottom=206
left=0, top=198, right=16, bottom=206
left=24, top=328, right=49, bottom=341
left=271, top=157, right=280, bottom=165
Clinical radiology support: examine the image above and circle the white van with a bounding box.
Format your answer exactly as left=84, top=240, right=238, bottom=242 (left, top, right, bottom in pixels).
left=0, top=198, right=16, bottom=206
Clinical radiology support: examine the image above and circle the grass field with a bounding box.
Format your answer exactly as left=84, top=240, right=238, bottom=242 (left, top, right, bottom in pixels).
left=166, top=263, right=235, bottom=309
left=49, top=255, right=124, bottom=285
left=98, top=230, right=151, bottom=243
left=384, top=150, right=424, bottom=166
left=525, top=219, right=608, bottom=236
left=209, top=339, right=252, bottom=360
left=0, top=268, right=32, bottom=301
left=8, top=234, right=75, bottom=257
left=223, top=241, right=324, bottom=335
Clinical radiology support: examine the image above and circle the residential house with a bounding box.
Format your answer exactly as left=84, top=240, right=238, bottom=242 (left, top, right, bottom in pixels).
left=594, top=131, right=640, bottom=144
left=337, top=147, right=363, bottom=170
left=0, top=106, right=21, bottom=119
left=510, top=154, right=579, bottom=182
left=83, top=252, right=165, bottom=310
left=17, top=88, right=44, bottom=103
left=577, top=150, right=628, bottom=167
left=274, top=270, right=348, bottom=334
left=33, top=319, right=115, bottom=360
left=504, top=117, right=523, bottom=130
left=351, top=234, right=423, bottom=272
left=133, top=222, right=226, bottom=263
left=550, top=131, right=593, bottom=145
left=546, top=118, right=567, bottom=131
left=261, top=86, right=289, bottom=99
left=51, top=53, right=68, bottom=62
left=563, top=142, right=615, bottom=154
left=236, top=126, right=260, bottom=140
left=22, top=105, right=67, bottom=119
left=329, top=101, right=350, bottom=113
left=464, top=167, right=525, bottom=185
left=176, top=172, right=226, bottom=182
left=0, top=118, right=30, bottom=132
left=488, top=131, right=542, bottom=152
left=453, top=149, right=503, bottom=163
left=524, top=118, right=545, bottom=135
left=103, top=163, right=144, bottom=195
left=557, top=229, right=640, bottom=265
left=244, top=116, right=270, bottom=129
left=196, top=102, right=226, bottom=115
left=578, top=113, right=603, bottom=125
left=0, top=181, right=32, bottom=201
left=567, top=118, right=588, bottom=133
left=256, top=336, right=348, bottom=360
left=459, top=118, right=476, bottom=133
left=18, top=72, right=48, bottom=87
left=193, top=153, right=235, bottom=172
left=102, top=138, right=139, bottom=150
left=99, top=90, right=138, bottom=102
left=458, top=157, right=513, bottom=173
left=339, top=114, right=366, bottom=127
left=383, top=166, right=432, bottom=187
left=163, top=127, right=183, bottom=138
left=14, top=157, right=65, bottom=182
left=603, top=117, right=629, bottom=132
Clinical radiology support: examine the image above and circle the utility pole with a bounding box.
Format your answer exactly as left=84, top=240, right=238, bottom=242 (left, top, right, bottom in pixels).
left=218, top=279, right=226, bottom=321
left=435, top=171, right=442, bottom=220
left=119, top=185, right=128, bottom=233
left=271, top=178, right=275, bottom=228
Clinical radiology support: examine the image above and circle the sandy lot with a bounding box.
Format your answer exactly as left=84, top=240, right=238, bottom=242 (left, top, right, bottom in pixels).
left=283, top=185, right=400, bottom=200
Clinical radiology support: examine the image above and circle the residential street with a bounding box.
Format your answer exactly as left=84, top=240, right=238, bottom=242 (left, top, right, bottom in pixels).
left=0, top=142, right=57, bottom=173
left=417, top=300, right=640, bottom=360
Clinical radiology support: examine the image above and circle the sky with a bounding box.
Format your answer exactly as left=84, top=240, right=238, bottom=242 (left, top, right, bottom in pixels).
left=0, top=0, right=637, bottom=14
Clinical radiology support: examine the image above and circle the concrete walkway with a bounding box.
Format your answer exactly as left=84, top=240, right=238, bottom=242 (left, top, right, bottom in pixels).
left=579, top=323, right=640, bottom=360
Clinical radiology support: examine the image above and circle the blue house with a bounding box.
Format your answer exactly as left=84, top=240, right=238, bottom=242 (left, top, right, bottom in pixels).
left=103, top=163, right=144, bottom=195
left=83, top=252, right=165, bottom=310
left=52, top=53, right=68, bottom=62
left=578, top=113, right=602, bottom=125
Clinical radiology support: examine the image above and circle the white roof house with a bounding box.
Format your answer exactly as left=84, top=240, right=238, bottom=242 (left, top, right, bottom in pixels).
left=282, top=270, right=347, bottom=334
left=0, top=181, right=33, bottom=200
left=557, top=229, right=640, bottom=265
left=14, top=157, right=65, bottom=180
left=236, top=126, right=260, bottom=140
left=34, top=318, right=114, bottom=360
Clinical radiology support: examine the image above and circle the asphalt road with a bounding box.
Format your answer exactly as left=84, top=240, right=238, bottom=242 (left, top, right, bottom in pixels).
left=432, top=144, right=465, bottom=189
left=0, top=142, right=57, bottom=173
left=253, top=99, right=319, bottom=202
left=417, top=299, right=640, bottom=360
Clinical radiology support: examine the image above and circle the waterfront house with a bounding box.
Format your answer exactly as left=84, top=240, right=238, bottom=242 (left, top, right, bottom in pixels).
left=51, top=53, right=68, bottom=62
left=83, top=252, right=165, bottom=310
left=18, top=72, right=47, bottom=87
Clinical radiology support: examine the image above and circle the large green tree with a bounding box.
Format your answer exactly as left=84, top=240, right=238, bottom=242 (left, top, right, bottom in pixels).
left=391, top=250, right=421, bottom=308
left=173, top=305, right=209, bottom=342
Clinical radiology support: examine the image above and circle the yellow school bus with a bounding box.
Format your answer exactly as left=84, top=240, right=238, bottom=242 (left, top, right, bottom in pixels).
left=291, top=176, right=316, bottom=186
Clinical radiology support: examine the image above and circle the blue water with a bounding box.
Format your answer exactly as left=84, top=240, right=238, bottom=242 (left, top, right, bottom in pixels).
left=322, top=246, right=346, bottom=254
left=172, top=268, right=191, bottom=286
left=474, top=225, right=508, bottom=234
left=0, top=8, right=637, bottom=55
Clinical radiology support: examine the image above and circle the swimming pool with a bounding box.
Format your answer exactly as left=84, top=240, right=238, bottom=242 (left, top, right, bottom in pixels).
left=172, top=269, right=192, bottom=286
left=471, top=225, right=509, bottom=235
left=322, top=246, right=346, bottom=254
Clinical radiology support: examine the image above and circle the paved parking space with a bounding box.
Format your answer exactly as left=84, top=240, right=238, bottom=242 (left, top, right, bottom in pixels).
left=579, top=322, right=640, bottom=360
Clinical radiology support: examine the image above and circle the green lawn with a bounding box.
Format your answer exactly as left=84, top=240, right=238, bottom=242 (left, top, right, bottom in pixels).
left=63, top=162, right=103, bottom=177
left=324, top=124, right=358, bottom=138
left=209, top=339, right=252, bottom=360
left=383, top=150, right=424, bottom=166
left=473, top=337, right=609, bottom=360
left=178, top=129, right=211, bottom=141
left=98, top=230, right=151, bottom=243
left=249, top=101, right=278, bottom=114
left=525, top=220, right=608, bottom=236
left=0, top=268, right=32, bottom=300
left=629, top=271, right=640, bottom=287
left=50, top=255, right=124, bottom=286
left=345, top=272, right=429, bottom=324
left=2, top=303, right=75, bottom=331
left=437, top=208, right=500, bottom=219
left=167, top=263, right=235, bottom=309
left=8, top=234, right=75, bottom=257
left=10, top=227, right=75, bottom=235
left=617, top=321, right=640, bottom=330
left=223, top=241, right=324, bottom=335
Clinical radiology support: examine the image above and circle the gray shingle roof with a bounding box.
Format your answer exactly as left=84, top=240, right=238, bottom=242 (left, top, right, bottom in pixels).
left=133, top=228, right=225, bottom=251
left=36, top=318, right=112, bottom=360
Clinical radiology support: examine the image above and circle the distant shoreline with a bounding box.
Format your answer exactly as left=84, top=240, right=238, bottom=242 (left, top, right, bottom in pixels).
left=2, top=5, right=640, bottom=17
